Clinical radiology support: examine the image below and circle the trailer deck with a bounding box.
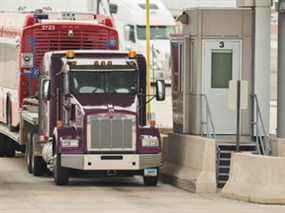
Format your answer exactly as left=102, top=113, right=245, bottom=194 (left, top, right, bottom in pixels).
left=0, top=110, right=38, bottom=144
left=0, top=123, right=19, bottom=143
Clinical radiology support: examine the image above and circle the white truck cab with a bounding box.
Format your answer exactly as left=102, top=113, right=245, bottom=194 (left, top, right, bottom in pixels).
left=107, top=0, right=175, bottom=84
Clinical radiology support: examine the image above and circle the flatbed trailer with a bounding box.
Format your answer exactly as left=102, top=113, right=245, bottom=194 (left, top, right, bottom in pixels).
left=0, top=106, right=38, bottom=156
left=0, top=123, right=22, bottom=157
left=0, top=124, right=19, bottom=144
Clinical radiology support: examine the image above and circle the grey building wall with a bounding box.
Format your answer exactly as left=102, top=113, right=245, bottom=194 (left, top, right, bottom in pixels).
left=162, top=0, right=236, bottom=17
left=0, top=0, right=90, bottom=12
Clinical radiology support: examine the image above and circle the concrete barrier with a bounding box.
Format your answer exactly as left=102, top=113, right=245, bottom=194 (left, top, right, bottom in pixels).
left=161, top=133, right=217, bottom=193
left=222, top=153, right=285, bottom=204
left=271, top=137, right=285, bottom=157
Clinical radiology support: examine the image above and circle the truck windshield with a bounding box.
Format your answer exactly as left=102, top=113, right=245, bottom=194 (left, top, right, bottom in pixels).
left=136, top=25, right=173, bottom=40
left=69, top=71, right=137, bottom=95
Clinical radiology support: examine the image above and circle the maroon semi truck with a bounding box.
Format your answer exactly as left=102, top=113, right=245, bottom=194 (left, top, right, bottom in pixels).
left=21, top=50, right=165, bottom=185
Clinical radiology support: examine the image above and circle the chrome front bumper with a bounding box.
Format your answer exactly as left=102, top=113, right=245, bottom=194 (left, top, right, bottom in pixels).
left=61, top=154, right=161, bottom=171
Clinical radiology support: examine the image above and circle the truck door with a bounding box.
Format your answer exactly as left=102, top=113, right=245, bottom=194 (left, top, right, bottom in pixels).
left=203, top=39, right=242, bottom=134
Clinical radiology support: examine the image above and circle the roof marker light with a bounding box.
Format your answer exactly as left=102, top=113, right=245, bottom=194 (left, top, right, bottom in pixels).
left=66, top=50, right=75, bottom=59
left=128, top=50, right=137, bottom=58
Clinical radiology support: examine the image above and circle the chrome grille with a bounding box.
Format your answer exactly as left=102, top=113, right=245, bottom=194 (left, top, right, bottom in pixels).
left=87, top=113, right=136, bottom=151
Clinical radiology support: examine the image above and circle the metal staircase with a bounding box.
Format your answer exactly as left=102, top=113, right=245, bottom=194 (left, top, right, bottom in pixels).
left=199, top=94, right=272, bottom=188
left=216, top=142, right=257, bottom=188
left=216, top=95, right=272, bottom=188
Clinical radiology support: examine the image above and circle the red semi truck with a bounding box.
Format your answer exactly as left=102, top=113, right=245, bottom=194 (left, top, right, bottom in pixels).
left=0, top=10, right=118, bottom=155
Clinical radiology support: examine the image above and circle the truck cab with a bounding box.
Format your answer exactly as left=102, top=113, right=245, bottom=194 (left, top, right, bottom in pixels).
left=23, top=50, right=165, bottom=185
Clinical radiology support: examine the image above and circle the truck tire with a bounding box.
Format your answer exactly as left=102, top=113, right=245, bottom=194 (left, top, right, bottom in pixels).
left=6, top=99, right=16, bottom=132
left=143, top=176, right=158, bottom=186
left=0, top=138, right=5, bottom=157
left=54, top=153, right=69, bottom=186
left=26, top=132, right=46, bottom=176
left=5, top=143, right=15, bottom=158
left=31, top=134, right=46, bottom=176
left=32, top=156, right=46, bottom=177
left=0, top=134, right=6, bottom=157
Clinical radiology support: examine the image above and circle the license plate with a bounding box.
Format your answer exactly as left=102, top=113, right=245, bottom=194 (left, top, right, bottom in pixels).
left=144, top=168, right=158, bottom=177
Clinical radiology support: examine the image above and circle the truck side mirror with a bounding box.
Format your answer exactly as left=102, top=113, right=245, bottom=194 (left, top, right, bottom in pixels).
left=155, top=80, right=166, bottom=101
left=110, top=3, right=118, bottom=14
left=41, top=79, right=51, bottom=101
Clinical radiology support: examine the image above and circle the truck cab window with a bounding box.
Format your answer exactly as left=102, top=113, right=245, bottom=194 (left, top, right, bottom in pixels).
left=70, top=72, right=105, bottom=94
left=108, top=72, right=137, bottom=94
left=125, top=25, right=136, bottom=43
left=136, top=26, right=171, bottom=40
left=69, top=71, right=137, bottom=95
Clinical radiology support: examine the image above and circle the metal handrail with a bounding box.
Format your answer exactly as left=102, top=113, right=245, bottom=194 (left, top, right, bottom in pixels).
left=183, top=93, right=216, bottom=138
left=188, top=93, right=216, bottom=138
left=216, top=145, right=221, bottom=186
left=204, top=95, right=216, bottom=138
left=253, top=94, right=272, bottom=155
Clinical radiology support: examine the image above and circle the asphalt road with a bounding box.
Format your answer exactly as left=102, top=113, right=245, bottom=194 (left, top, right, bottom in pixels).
left=0, top=156, right=285, bottom=213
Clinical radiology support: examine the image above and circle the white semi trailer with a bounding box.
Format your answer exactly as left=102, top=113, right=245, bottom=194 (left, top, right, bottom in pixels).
left=106, top=0, right=175, bottom=84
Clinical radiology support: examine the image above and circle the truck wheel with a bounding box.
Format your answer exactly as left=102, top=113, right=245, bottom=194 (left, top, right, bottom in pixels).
left=31, top=134, right=46, bottom=177
left=5, top=144, right=15, bottom=157
left=26, top=132, right=33, bottom=173
left=0, top=141, right=5, bottom=157
left=32, top=156, right=46, bottom=177
left=143, top=176, right=158, bottom=186
left=54, top=153, right=69, bottom=186
left=0, top=134, right=6, bottom=157
left=6, top=99, right=16, bottom=132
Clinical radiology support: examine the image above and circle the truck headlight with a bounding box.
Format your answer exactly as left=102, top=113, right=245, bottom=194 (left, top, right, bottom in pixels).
left=60, top=138, right=80, bottom=148
left=141, top=136, right=159, bottom=147
left=21, top=53, right=34, bottom=68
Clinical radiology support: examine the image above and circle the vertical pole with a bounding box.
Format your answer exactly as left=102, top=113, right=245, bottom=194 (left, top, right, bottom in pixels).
left=251, top=7, right=256, bottom=138
left=146, top=0, right=152, bottom=122
left=87, top=0, right=94, bottom=12
left=152, top=45, right=155, bottom=93
left=278, top=0, right=285, bottom=137
left=236, top=80, right=241, bottom=152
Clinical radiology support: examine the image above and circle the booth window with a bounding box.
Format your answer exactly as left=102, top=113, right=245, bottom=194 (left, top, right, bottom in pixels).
left=211, top=49, right=233, bottom=89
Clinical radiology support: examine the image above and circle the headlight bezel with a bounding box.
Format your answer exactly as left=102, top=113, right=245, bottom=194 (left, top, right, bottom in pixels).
left=60, top=138, right=80, bottom=148
left=141, top=135, right=160, bottom=147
